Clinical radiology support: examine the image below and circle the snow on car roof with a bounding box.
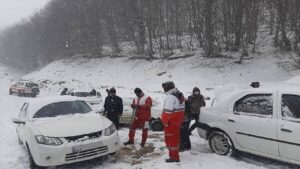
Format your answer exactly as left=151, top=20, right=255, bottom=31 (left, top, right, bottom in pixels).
left=26, top=96, right=86, bottom=118
left=212, top=82, right=300, bottom=106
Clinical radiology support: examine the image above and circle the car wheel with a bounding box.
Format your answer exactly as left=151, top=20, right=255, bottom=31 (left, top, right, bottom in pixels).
left=150, top=119, right=164, bottom=131
left=31, top=94, right=36, bottom=98
left=208, top=131, right=234, bottom=156
left=9, top=89, right=12, bottom=95
left=27, top=145, right=45, bottom=169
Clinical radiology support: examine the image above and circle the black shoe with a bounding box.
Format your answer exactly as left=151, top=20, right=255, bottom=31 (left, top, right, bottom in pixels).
left=123, top=140, right=134, bottom=146
left=165, top=159, right=180, bottom=163
left=140, top=143, right=145, bottom=147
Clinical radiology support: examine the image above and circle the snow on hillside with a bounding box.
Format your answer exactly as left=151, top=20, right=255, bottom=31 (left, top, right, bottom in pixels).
left=1, top=56, right=299, bottom=169
left=1, top=26, right=300, bottom=169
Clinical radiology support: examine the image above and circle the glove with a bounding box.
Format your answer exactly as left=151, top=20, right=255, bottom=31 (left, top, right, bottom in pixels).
left=131, top=104, right=137, bottom=109
left=131, top=104, right=140, bottom=109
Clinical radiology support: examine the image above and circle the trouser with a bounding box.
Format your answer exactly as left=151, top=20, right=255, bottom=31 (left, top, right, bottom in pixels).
left=164, top=123, right=181, bottom=160
left=129, top=118, right=148, bottom=144
left=180, top=121, right=191, bottom=150
left=107, top=114, right=120, bottom=129
left=189, top=113, right=200, bottom=133
left=163, top=111, right=184, bottom=161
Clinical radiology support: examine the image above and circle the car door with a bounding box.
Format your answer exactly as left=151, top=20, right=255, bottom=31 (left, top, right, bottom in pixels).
left=277, top=93, right=300, bottom=162
left=17, top=102, right=29, bottom=141
left=227, top=93, right=279, bottom=156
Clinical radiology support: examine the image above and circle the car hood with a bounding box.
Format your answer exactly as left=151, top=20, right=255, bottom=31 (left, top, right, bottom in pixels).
left=31, top=113, right=111, bottom=137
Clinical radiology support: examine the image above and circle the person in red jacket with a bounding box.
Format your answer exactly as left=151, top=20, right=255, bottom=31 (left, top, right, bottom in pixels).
left=161, top=81, right=185, bottom=163
left=124, top=88, right=152, bottom=147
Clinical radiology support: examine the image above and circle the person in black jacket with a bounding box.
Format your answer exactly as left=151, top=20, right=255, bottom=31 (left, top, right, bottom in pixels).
left=180, top=101, right=192, bottom=152
left=103, top=88, right=123, bottom=129
left=188, top=87, right=206, bottom=135
left=60, top=88, right=68, bottom=96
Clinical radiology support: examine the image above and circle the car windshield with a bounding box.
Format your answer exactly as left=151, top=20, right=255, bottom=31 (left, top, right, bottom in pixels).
left=25, top=83, right=38, bottom=88
left=33, top=101, right=92, bottom=118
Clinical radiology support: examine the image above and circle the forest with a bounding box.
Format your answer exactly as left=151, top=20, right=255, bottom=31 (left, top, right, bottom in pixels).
left=0, top=0, right=299, bottom=70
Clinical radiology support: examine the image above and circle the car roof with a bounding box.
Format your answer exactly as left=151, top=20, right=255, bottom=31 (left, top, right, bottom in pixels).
left=213, top=83, right=300, bottom=106
left=25, top=96, right=86, bottom=118
left=18, top=79, right=36, bottom=84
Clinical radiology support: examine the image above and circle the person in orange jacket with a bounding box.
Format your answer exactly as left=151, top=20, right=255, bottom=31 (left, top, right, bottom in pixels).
left=161, top=81, right=185, bottom=163
left=124, top=88, right=152, bottom=147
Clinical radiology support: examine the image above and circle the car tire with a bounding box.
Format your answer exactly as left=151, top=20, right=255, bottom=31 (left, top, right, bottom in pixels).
left=208, top=131, right=234, bottom=156
left=150, top=119, right=164, bottom=131
left=27, top=145, right=45, bottom=169
left=9, top=89, right=12, bottom=95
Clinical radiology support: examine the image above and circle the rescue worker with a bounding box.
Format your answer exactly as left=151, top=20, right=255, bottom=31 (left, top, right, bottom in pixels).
left=188, top=87, right=206, bottom=135
left=161, top=81, right=185, bottom=163
left=124, top=88, right=152, bottom=147
left=179, top=101, right=192, bottom=152
left=103, top=88, right=123, bottom=129
left=60, top=88, right=68, bottom=96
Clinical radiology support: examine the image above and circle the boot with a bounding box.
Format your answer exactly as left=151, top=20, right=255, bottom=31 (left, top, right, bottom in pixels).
left=123, top=140, right=134, bottom=146
left=140, top=143, right=145, bottom=147
left=165, top=158, right=180, bottom=163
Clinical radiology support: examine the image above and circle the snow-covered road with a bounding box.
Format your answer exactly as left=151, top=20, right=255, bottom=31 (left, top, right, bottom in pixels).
left=0, top=84, right=297, bottom=169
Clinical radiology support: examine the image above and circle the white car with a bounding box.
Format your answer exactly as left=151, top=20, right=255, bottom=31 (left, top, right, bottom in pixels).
left=198, top=84, right=300, bottom=165
left=12, top=96, right=119, bottom=169
left=68, top=91, right=102, bottom=105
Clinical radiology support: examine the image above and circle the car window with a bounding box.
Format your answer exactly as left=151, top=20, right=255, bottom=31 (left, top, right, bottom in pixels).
left=33, top=101, right=92, bottom=118
left=234, top=94, right=273, bottom=116
left=282, top=94, right=300, bottom=122
left=74, top=92, right=90, bottom=97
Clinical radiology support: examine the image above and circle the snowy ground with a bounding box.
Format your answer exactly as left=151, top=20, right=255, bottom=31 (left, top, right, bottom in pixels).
left=1, top=55, right=300, bottom=169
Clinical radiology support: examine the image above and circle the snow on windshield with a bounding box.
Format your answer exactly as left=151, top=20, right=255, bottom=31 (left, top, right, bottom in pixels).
left=33, top=101, right=92, bottom=118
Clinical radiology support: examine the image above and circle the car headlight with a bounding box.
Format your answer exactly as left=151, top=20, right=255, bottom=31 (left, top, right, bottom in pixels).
left=104, top=124, right=116, bottom=136
left=35, top=135, right=63, bottom=146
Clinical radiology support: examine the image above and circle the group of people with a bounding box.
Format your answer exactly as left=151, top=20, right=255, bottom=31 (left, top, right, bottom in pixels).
left=102, top=81, right=206, bottom=163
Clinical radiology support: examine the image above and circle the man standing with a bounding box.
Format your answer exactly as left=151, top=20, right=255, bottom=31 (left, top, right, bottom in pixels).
left=60, top=88, right=68, bottom=96
left=103, top=88, right=123, bottom=129
left=161, top=81, right=185, bottom=163
left=188, top=87, right=206, bottom=135
left=124, top=88, right=152, bottom=147
left=179, top=101, right=192, bottom=152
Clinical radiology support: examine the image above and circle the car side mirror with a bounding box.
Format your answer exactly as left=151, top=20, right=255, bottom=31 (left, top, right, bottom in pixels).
left=12, top=118, right=26, bottom=124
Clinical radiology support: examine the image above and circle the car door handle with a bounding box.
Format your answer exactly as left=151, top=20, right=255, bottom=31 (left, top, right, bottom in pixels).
left=228, top=119, right=235, bottom=123
left=281, top=128, right=292, bottom=133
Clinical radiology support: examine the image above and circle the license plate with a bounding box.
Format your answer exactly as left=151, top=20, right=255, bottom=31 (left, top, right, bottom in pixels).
left=72, top=141, right=104, bottom=153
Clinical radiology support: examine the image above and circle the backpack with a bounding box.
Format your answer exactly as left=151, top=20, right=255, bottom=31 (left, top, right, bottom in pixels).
left=171, top=90, right=185, bottom=104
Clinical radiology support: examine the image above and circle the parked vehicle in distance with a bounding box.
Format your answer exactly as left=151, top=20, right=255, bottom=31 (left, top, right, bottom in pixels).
left=9, top=80, right=40, bottom=97
left=12, top=96, right=119, bottom=169
left=67, top=90, right=102, bottom=105
left=198, top=82, right=300, bottom=165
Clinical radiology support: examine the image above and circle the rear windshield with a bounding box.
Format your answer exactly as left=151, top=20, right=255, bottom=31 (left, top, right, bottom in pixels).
left=33, top=101, right=92, bottom=118
left=74, top=92, right=90, bottom=97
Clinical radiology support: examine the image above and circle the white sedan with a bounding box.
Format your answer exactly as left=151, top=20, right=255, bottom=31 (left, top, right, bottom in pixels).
left=12, top=96, right=120, bottom=169
left=198, top=84, right=300, bottom=165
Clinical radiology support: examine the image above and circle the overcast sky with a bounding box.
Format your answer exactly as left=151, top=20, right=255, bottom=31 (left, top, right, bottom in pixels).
left=0, top=0, right=49, bottom=30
